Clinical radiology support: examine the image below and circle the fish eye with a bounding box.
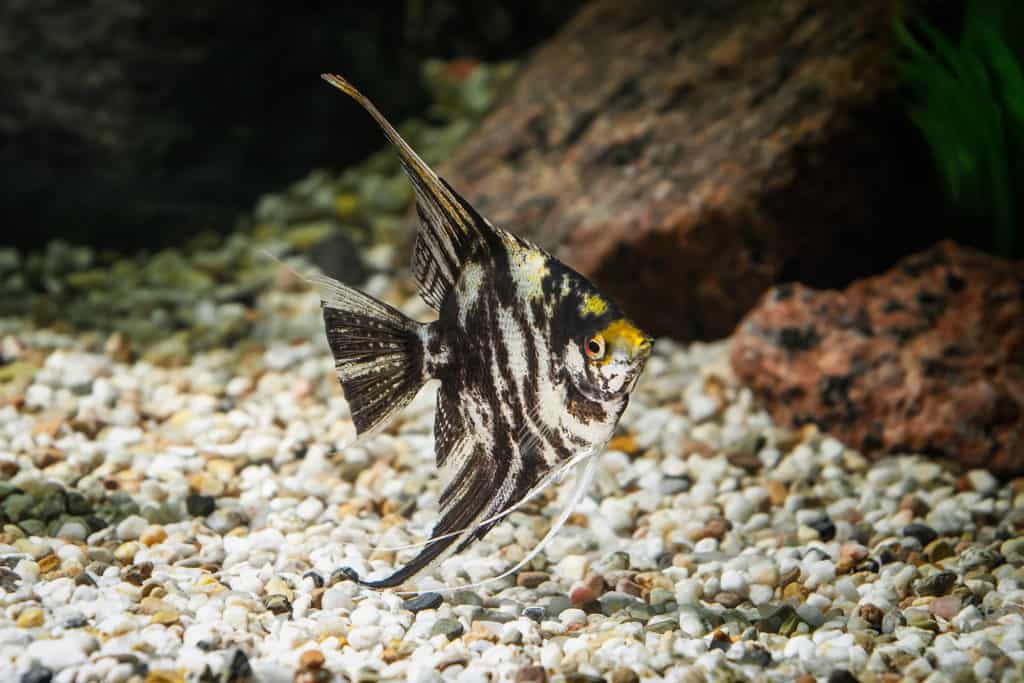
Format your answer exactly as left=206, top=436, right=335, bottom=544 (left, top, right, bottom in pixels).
left=584, top=334, right=606, bottom=360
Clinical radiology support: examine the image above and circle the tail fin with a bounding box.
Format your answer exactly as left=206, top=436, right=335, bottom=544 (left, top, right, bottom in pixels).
left=311, top=273, right=429, bottom=437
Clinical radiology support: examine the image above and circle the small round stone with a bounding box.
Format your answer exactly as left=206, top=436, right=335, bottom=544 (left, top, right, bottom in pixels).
left=186, top=494, right=217, bottom=517
left=17, top=607, right=45, bottom=628
left=903, top=523, right=939, bottom=546
left=609, top=668, right=640, bottom=683
left=431, top=618, right=464, bottom=640
left=916, top=571, right=957, bottom=597
left=515, top=666, right=547, bottom=683
left=116, top=514, right=148, bottom=541
left=140, top=525, right=167, bottom=546
left=516, top=571, right=550, bottom=588
left=404, top=592, right=443, bottom=613
left=299, top=649, right=325, bottom=669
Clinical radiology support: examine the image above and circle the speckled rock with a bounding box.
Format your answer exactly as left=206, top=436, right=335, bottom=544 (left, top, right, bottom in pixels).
left=731, top=241, right=1024, bottom=475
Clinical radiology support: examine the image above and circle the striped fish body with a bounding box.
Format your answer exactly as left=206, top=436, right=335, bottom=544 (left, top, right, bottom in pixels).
left=316, top=75, right=653, bottom=589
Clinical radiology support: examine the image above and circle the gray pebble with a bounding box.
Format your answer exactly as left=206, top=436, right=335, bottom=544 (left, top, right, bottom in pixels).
left=903, top=523, right=938, bottom=546
left=756, top=604, right=797, bottom=634
left=186, top=494, right=216, bottom=517
left=961, top=547, right=1004, bottom=572
left=476, top=608, right=516, bottom=623
left=540, top=595, right=573, bottom=618
left=598, top=591, right=647, bottom=617
left=449, top=590, right=484, bottom=607
left=430, top=618, right=464, bottom=640
left=881, top=610, right=906, bottom=634
left=404, top=592, right=443, bottom=613
left=916, top=571, right=957, bottom=597
left=523, top=607, right=546, bottom=623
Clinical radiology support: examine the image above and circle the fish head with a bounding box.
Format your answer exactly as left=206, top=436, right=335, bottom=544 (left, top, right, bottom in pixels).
left=558, top=290, right=654, bottom=402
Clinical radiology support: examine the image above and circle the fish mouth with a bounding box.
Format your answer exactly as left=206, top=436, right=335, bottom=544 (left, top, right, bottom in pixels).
left=601, top=319, right=654, bottom=363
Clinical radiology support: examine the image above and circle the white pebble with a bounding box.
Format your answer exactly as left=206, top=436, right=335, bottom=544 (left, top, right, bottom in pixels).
left=350, top=603, right=380, bottom=627
left=679, top=608, right=708, bottom=637
left=784, top=635, right=815, bottom=660
left=116, top=515, right=148, bottom=541
left=720, top=570, right=748, bottom=597
left=321, top=586, right=354, bottom=611
left=556, top=555, right=590, bottom=581
left=26, top=637, right=87, bottom=669
left=748, top=585, right=773, bottom=605
left=347, top=625, right=382, bottom=649
left=687, top=393, right=719, bottom=422
left=25, top=384, right=53, bottom=409
left=56, top=520, right=89, bottom=542
left=967, top=470, right=998, bottom=496
left=296, top=497, right=325, bottom=521
left=675, top=579, right=703, bottom=605
left=599, top=498, right=635, bottom=533
left=560, top=609, right=587, bottom=627
left=723, top=494, right=753, bottom=524
left=748, top=560, right=779, bottom=587
left=223, top=605, right=248, bottom=629
left=804, top=560, right=836, bottom=590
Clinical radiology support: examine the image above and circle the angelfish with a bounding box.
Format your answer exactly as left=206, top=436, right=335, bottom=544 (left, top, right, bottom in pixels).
left=315, top=74, right=653, bottom=589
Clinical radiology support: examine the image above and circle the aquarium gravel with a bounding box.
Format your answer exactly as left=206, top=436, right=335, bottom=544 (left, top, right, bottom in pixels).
left=2, top=261, right=1024, bottom=683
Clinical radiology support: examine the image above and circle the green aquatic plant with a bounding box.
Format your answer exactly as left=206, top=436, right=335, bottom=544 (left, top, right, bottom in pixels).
left=895, top=0, right=1024, bottom=257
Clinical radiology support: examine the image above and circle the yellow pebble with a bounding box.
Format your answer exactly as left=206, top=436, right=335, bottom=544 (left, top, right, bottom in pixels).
left=17, top=607, right=44, bottom=628
left=299, top=649, right=325, bottom=669
left=195, top=573, right=225, bottom=594
left=140, top=525, right=167, bottom=547
left=140, top=596, right=174, bottom=615
left=114, top=541, right=141, bottom=563
left=150, top=610, right=180, bottom=625
left=145, top=671, right=184, bottom=683
left=37, top=554, right=59, bottom=573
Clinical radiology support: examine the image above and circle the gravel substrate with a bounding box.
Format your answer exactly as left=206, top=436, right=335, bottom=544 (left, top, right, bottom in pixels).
left=2, top=264, right=1024, bottom=683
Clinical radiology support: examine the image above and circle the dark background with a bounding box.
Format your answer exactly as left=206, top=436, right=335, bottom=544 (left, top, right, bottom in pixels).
left=0, top=0, right=582, bottom=251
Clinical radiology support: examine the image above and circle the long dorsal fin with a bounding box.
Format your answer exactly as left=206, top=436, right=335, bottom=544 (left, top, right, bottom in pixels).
left=322, top=73, right=495, bottom=311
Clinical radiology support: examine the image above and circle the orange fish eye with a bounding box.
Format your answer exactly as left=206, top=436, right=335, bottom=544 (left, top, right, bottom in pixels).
left=584, top=334, right=606, bottom=360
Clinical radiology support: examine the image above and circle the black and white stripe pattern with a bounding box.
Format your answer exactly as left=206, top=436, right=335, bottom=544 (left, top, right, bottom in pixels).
left=320, top=75, right=652, bottom=589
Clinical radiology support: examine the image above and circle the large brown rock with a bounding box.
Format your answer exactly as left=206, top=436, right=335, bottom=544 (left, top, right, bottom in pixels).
left=440, top=0, right=945, bottom=340
left=730, top=241, right=1024, bottom=476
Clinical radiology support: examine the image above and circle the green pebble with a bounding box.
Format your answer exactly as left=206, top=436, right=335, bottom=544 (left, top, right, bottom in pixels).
left=2, top=494, right=35, bottom=522
left=30, top=492, right=67, bottom=521
left=0, top=483, right=21, bottom=501
left=430, top=618, right=464, bottom=640
left=18, top=519, right=46, bottom=536
left=448, top=590, right=483, bottom=607
left=756, top=603, right=799, bottom=634
left=645, top=617, right=679, bottom=634
left=598, top=592, right=647, bottom=617
left=66, top=491, right=91, bottom=516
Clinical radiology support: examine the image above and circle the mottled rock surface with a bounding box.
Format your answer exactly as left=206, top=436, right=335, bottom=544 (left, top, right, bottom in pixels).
left=731, top=241, right=1024, bottom=475
left=440, top=0, right=942, bottom=340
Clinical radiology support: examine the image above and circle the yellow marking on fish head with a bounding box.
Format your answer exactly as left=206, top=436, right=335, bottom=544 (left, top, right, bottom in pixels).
left=596, top=318, right=653, bottom=364
left=580, top=294, right=609, bottom=317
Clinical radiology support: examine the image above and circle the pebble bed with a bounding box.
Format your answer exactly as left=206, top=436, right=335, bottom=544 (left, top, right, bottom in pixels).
left=3, top=262, right=1024, bottom=683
